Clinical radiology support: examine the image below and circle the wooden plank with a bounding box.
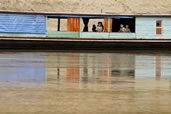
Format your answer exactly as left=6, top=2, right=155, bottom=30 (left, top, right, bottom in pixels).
left=1, top=36, right=171, bottom=42
left=0, top=33, right=46, bottom=37
left=80, top=32, right=109, bottom=38
left=47, top=31, right=80, bottom=38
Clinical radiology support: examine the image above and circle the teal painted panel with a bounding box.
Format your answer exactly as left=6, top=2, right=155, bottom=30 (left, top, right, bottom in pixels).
left=80, top=32, right=136, bottom=39
left=109, top=33, right=136, bottom=38
left=136, top=17, right=171, bottom=38
left=80, top=32, right=109, bottom=38
left=136, top=17, right=156, bottom=38
left=47, top=32, right=80, bottom=38
left=163, top=19, right=171, bottom=38
left=0, top=33, right=46, bottom=37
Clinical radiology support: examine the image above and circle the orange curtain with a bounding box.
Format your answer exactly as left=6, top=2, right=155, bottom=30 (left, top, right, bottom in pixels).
left=110, top=19, right=113, bottom=32
left=104, top=18, right=113, bottom=32
left=67, top=18, right=80, bottom=32
left=104, top=18, right=108, bottom=32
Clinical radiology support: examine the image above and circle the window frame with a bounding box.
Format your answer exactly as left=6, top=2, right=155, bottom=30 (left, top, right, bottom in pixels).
left=156, top=20, right=162, bottom=35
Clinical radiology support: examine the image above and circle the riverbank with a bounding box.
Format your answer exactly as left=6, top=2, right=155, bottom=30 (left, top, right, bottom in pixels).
left=0, top=0, right=171, bottom=13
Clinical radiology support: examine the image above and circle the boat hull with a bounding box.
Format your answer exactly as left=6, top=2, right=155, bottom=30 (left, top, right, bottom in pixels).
left=0, top=36, right=171, bottom=50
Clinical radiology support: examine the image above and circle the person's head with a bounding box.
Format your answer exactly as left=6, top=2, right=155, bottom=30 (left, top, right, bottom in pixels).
left=126, top=25, right=129, bottom=28
left=93, top=24, right=96, bottom=28
left=120, top=24, right=124, bottom=28
left=98, top=22, right=102, bottom=26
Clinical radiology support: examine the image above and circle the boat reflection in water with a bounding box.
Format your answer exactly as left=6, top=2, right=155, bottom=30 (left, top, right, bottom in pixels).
left=46, top=52, right=170, bottom=87
left=46, top=53, right=136, bottom=89
left=0, top=51, right=170, bottom=114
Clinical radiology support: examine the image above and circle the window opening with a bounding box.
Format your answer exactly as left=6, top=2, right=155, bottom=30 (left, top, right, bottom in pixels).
left=111, top=17, right=135, bottom=33
left=82, top=18, right=106, bottom=32
left=47, top=17, right=80, bottom=32
left=156, top=20, right=162, bottom=35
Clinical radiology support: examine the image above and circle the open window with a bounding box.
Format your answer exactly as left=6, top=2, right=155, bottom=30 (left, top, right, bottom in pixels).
left=111, top=17, right=135, bottom=33
left=47, top=18, right=67, bottom=32
left=47, top=17, right=80, bottom=32
left=82, top=18, right=109, bottom=32
left=156, top=20, right=162, bottom=35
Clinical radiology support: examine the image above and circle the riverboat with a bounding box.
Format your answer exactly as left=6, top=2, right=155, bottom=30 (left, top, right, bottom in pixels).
left=0, top=10, right=171, bottom=49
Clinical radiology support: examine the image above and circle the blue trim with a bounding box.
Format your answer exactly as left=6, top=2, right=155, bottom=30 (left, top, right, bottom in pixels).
left=47, top=15, right=135, bottom=19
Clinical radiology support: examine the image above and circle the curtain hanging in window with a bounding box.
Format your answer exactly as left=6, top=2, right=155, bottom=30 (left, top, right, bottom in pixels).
left=110, top=19, right=113, bottom=32
left=67, top=18, right=80, bottom=32
left=104, top=18, right=108, bottom=32
left=83, top=18, right=89, bottom=32
left=104, top=18, right=113, bottom=32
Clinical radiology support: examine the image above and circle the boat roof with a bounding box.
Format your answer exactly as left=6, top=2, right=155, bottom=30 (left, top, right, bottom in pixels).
left=0, top=10, right=171, bottom=17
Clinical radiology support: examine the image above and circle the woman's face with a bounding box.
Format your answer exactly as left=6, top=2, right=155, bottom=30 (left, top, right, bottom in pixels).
left=120, top=24, right=124, bottom=27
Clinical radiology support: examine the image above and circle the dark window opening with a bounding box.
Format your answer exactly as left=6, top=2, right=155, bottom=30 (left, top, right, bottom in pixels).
left=156, top=20, right=162, bottom=27
left=156, top=20, right=162, bottom=35
left=112, top=18, right=135, bottom=33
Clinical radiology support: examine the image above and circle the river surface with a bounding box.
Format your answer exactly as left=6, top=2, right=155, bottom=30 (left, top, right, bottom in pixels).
left=0, top=50, right=170, bottom=114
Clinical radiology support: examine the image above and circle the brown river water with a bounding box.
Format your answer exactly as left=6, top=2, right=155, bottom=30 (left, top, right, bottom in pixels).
left=0, top=50, right=170, bottom=114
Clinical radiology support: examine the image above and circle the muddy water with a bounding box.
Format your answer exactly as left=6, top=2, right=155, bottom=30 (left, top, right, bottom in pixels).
left=0, top=50, right=170, bottom=114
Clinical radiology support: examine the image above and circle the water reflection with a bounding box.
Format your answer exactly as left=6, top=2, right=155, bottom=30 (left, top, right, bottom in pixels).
left=0, top=51, right=170, bottom=113
left=45, top=52, right=171, bottom=87
left=0, top=51, right=170, bottom=87
left=0, top=52, right=45, bottom=87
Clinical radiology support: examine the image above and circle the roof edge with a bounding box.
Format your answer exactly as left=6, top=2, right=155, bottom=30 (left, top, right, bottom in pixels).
left=0, top=10, right=171, bottom=17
